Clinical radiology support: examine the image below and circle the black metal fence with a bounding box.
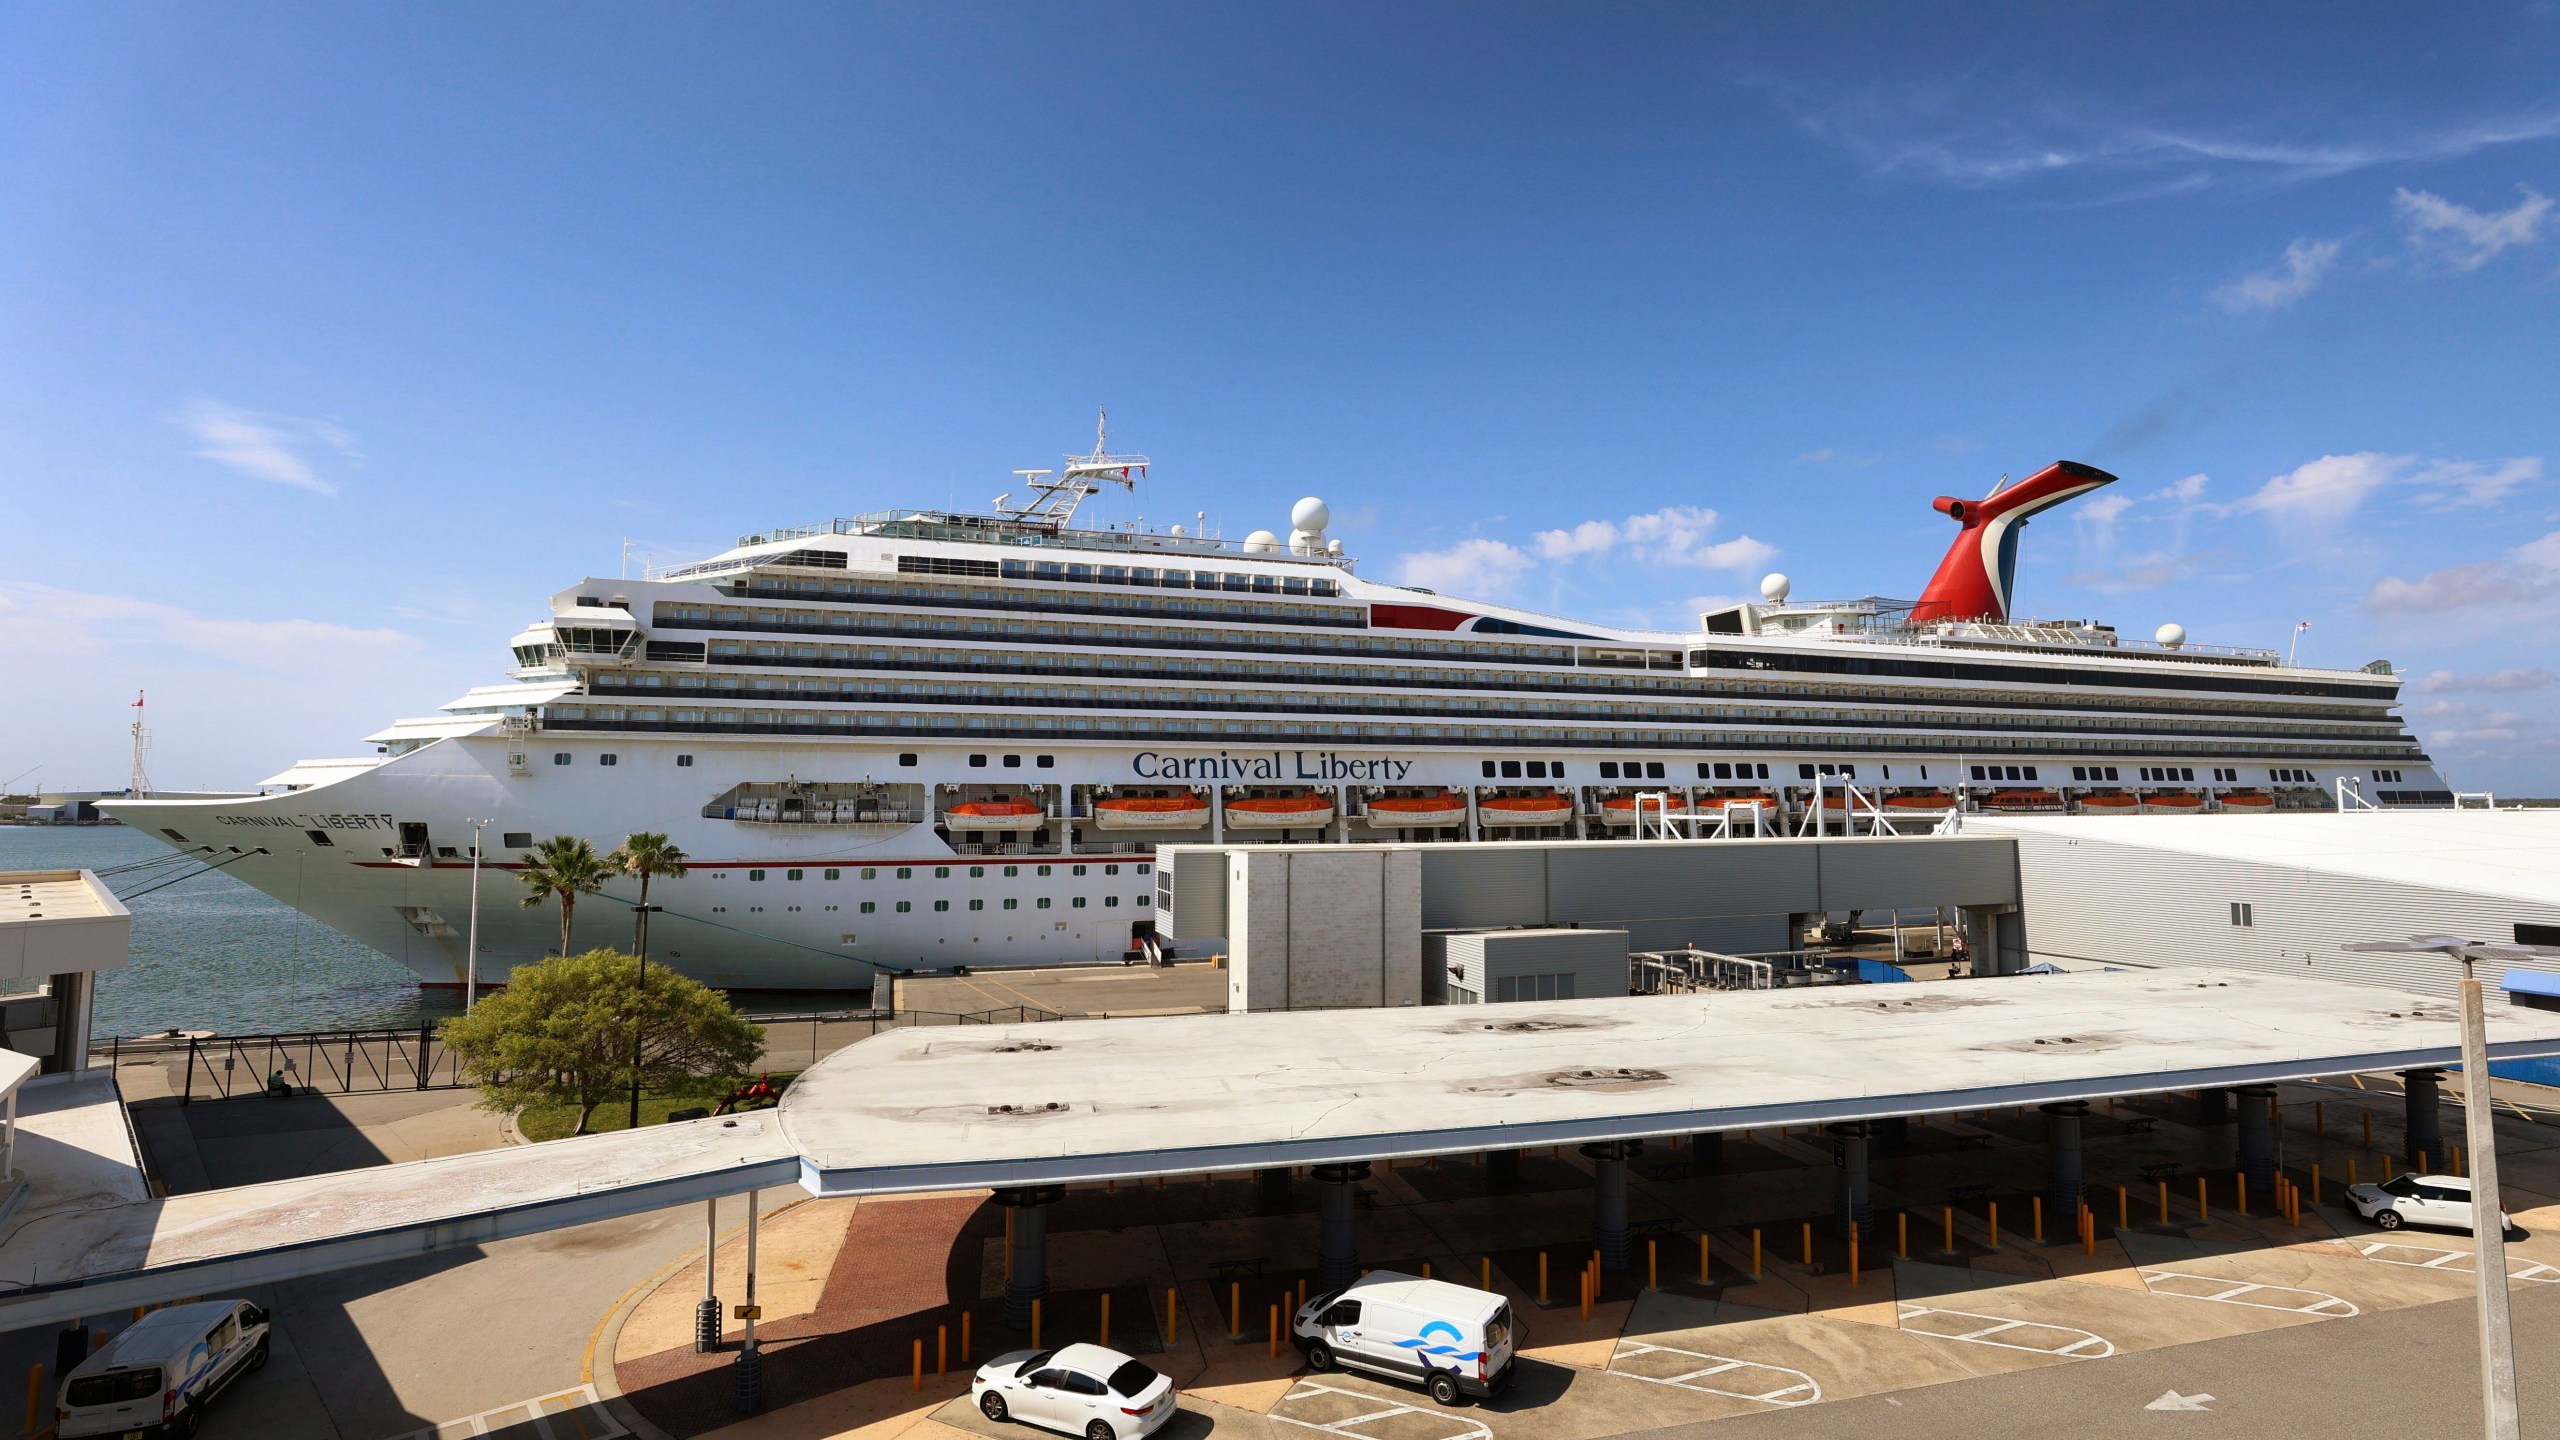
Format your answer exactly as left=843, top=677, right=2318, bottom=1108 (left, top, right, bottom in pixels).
left=106, top=1003, right=1060, bottom=1105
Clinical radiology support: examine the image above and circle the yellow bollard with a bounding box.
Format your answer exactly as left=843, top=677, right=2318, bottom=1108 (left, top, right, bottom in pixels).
left=1899, top=1211, right=1909, bottom=1260
left=1648, top=1240, right=1658, bottom=1291
left=1032, top=1298, right=1042, bottom=1349
left=23, top=1363, right=41, bottom=1438
left=1801, top=1222, right=1812, bottom=1268
left=2349, top=1157, right=2359, bottom=1188
left=1539, top=1252, right=1549, bottom=1305
left=937, top=1323, right=948, bottom=1377
left=1229, top=1281, right=1241, bottom=1339
left=2453, top=1145, right=2464, bottom=1177
left=1580, top=1269, right=1592, bottom=1322
left=1268, top=1304, right=1279, bottom=1358
left=2118, top=1185, right=2129, bottom=1231
left=2310, top=1163, right=2321, bottom=1206
left=2158, top=1180, right=2169, bottom=1225
left=1753, top=1229, right=1763, bottom=1277
left=1988, top=1201, right=1999, bottom=1249
left=1101, top=1292, right=1111, bottom=1349
left=1942, top=1206, right=1954, bottom=1253
left=2237, top=1171, right=2247, bottom=1217
left=1298, top=1278, right=1306, bottom=1310
left=2033, top=1195, right=2043, bottom=1243
left=912, top=1338, right=923, bottom=1392
left=1421, top=1262, right=1431, bottom=1280
left=1481, top=1257, right=1491, bottom=1291
left=1165, top=1288, right=1177, bottom=1347
left=2197, top=1175, right=2209, bottom=1221
left=2419, top=1150, right=2429, bottom=1174
left=963, top=1311, right=973, bottom=1364
left=1849, top=1232, right=1859, bottom=1287
left=1701, top=1232, right=1711, bottom=1283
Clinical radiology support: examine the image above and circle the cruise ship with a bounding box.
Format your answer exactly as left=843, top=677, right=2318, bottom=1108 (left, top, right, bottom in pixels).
left=104, top=427, right=2445, bottom=993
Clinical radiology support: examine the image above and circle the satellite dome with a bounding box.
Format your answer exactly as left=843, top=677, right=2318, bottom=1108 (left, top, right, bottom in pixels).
left=1169, top=523, right=1186, bottom=538
left=2155, top=622, right=2187, bottom=650
left=1291, top=497, right=1331, bottom=533
left=1289, top=528, right=1321, bottom=555
left=1244, top=529, right=1282, bottom=554
left=1760, top=573, right=1792, bottom=603
left=1325, top=538, right=1345, bottom=556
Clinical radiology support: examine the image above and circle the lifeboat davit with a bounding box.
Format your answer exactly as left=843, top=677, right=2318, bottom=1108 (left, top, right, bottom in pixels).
left=2076, top=792, right=2140, bottom=811
left=2218, top=790, right=2275, bottom=810
left=1885, top=791, right=1959, bottom=810
left=1702, top=791, right=1779, bottom=812
left=1224, top=793, right=1336, bottom=830
left=941, top=796, right=1044, bottom=831
left=1479, top=792, right=1574, bottom=827
left=2141, top=791, right=2207, bottom=811
left=1091, top=792, right=1211, bottom=831
left=1364, top=793, right=1467, bottom=828
left=1983, top=789, right=2063, bottom=811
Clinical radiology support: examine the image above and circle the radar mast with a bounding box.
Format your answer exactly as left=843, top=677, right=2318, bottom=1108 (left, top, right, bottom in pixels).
left=992, top=407, right=1151, bottom=526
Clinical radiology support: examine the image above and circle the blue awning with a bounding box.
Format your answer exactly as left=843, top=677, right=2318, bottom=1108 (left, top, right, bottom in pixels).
left=2503, top=969, right=2560, bottom=999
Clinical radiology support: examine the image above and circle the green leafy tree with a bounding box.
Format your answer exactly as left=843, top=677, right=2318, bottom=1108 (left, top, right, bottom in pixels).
left=517, top=835, right=611, bottom=956
left=441, top=948, right=764, bottom=1136
left=605, top=831, right=689, bottom=1129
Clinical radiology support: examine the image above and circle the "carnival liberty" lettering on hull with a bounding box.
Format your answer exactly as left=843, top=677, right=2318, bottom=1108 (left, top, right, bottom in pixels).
left=1132, top=750, right=1413, bottom=782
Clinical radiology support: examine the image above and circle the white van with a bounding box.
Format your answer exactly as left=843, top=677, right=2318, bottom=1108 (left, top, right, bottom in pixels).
left=57, top=1299, right=271, bottom=1439
left=1291, top=1271, right=1517, bottom=1406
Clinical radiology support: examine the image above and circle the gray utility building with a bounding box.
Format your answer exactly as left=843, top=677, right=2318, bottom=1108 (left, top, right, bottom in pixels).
left=1969, top=810, right=2560, bottom=1002
left=1424, top=927, right=1628, bottom=1005
left=1159, top=834, right=2021, bottom=1011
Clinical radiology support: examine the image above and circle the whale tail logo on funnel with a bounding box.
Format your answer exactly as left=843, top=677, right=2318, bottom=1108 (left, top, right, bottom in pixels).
left=1909, top=461, right=2117, bottom=624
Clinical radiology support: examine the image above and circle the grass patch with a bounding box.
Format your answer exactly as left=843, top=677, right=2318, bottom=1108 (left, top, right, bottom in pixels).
left=515, top=1073, right=799, bottom=1141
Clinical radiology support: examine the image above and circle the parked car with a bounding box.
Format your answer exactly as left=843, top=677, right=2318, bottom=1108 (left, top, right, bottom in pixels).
left=972, top=1342, right=1175, bottom=1439
left=1291, top=1270, right=1517, bottom=1406
left=57, top=1299, right=270, bottom=1439
left=2345, top=1173, right=2520, bottom=1237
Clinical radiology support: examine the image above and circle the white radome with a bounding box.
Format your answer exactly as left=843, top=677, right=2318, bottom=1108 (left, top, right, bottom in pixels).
left=2155, top=623, right=2187, bottom=650
left=1244, top=529, right=1282, bottom=554
left=1760, top=573, right=1792, bottom=603
left=1325, top=538, right=1345, bottom=556
left=1289, top=528, right=1321, bottom=555
left=1291, top=496, right=1331, bottom=533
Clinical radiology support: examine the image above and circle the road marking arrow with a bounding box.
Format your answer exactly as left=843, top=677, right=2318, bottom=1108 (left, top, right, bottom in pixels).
left=2146, top=1391, right=2216, bottom=1412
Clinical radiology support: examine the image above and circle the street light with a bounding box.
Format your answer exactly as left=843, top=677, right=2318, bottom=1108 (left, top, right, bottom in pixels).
left=2345, top=934, right=2559, bottom=1440
left=464, top=817, right=493, bottom=1013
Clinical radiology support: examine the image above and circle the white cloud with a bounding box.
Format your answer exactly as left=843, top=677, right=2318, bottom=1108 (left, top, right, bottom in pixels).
left=2226, top=452, right=2541, bottom=527
left=0, top=580, right=423, bottom=672
left=1530, top=506, right=1775, bottom=573
left=2212, top=238, right=2341, bottom=313
left=1796, top=448, right=1881, bottom=466
left=1533, top=520, right=1618, bottom=561
left=2394, top=185, right=2552, bottom=270
left=171, top=398, right=359, bottom=496
left=2365, top=530, right=2560, bottom=613
left=2413, top=667, right=2556, bottom=694
left=2154, top=473, right=2208, bottom=504
left=1394, top=538, right=1537, bottom=598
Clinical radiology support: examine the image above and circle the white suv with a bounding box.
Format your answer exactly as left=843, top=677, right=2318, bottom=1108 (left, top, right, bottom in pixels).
left=2345, top=1173, right=2518, bottom=1237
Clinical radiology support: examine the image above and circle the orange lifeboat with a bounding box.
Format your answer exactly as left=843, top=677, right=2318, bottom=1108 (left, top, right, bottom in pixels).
left=2141, top=791, right=2207, bottom=811
left=2076, top=791, right=2139, bottom=811
left=1702, top=791, right=1779, bottom=812
left=1091, top=791, right=1211, bottom=831
left=1983, top=789, right=2063, bottom=811
left=1885, top=791, right=1959, bottom=810
left=1364, top=793, right=1467, bottom=828
left=940, top=796, right=1044, bottom=831
left=1601, top=793, right=1692, bottom=820
left=1478, top=791, right=1574, bottom=827
left=2218, top=789, right=2275, bottom=810
left=1224, top=792, right=1337, bottom=830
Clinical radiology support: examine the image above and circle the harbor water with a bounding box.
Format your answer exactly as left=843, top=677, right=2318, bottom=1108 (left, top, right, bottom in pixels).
left=1, top=825, right=459, bottom=1037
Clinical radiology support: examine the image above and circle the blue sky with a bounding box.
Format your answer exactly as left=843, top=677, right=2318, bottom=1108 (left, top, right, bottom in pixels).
left=4, top=4, right=2557, bottom=792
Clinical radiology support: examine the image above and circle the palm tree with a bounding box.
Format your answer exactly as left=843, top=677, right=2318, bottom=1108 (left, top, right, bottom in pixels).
left=517, top=835, right=611, bottom=957
left=607, top=831, right=689, bottom=1130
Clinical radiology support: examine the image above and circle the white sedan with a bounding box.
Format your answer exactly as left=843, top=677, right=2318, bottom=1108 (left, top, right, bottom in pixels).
left=973, top=1342, right=1176, bottom=1439
left=2344, top=1173, right=2519, bottom=1237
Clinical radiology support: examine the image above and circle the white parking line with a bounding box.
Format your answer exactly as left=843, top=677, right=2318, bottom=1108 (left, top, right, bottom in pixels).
left=1898, top=1304, right=2116, bottom=1358
left=2138, top=1269, right=2359, bottom=1316
left=2351, top=1241, right=2560, bottom=1284
left=380, top=1384, right=628, bottom=1440
left=1610, top=1341, right=1820, bottom=1406
left=1272, top=1379, right=1495, bottom=1440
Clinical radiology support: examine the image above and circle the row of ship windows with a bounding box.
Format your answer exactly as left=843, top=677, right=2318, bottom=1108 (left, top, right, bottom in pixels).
left=608, top=649, right=2389, bottom=727
left=735, top=862, right=1149, bottom=880
left=711, top=579, right=1366, bottom=632
left=714, top=896, right=1142, bottom=913
left=555, top=691, right=2394, bottom=747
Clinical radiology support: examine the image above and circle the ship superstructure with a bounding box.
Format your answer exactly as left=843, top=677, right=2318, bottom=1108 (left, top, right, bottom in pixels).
left=103, top=430, right=2443, bottom=993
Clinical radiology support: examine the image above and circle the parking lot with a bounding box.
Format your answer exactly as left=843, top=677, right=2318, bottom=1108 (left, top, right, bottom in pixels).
left=603, top=1076, right=2560, bottom=1438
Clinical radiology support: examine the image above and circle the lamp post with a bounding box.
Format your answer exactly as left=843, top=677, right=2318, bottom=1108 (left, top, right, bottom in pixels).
left=2346, top=934, right=2558, bottom=1440
left=464, top=818, right=493, bottom=1013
